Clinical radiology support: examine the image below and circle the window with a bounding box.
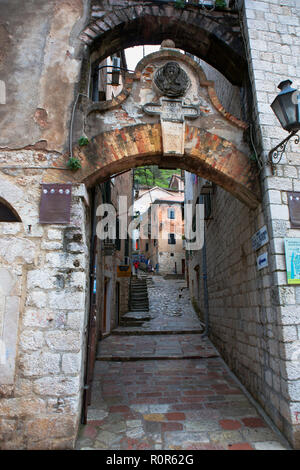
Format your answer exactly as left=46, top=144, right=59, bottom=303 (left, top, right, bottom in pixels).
left=0, top=199, right=21, bottom=222
left=168, top=208, right=175, bottom=219
left=168, top=233, right=176, bottom=245
left=170, top=253, right=174, bottom=257
left=145, top=243, right=149, bottom=252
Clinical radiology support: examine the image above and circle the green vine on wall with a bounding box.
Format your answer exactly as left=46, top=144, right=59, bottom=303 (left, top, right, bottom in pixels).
left=67, top=157, right=82, bottom=170
left=215, top=0, right=227, bottom=8
left=174, top=0, right=185, bottom=9
left=78, top=136, right=89, bottom=146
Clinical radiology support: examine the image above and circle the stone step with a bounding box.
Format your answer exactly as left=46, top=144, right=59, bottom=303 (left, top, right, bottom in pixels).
left=112, top=328, right=204, bottom=335
left=122, top=315, right=151, bottom=322
left=130, top=295, right=148, bottom=300
left=119, top=321, right=145, bottom=327
left=130, top=306, right=149, bottom=310
left=96, top=353, right=219, bottom=361
left=130, top=305, right=149, bottom=309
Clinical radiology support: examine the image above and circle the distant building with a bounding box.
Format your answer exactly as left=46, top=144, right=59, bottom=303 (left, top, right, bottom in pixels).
left=136, top=182, right=185, bottom=275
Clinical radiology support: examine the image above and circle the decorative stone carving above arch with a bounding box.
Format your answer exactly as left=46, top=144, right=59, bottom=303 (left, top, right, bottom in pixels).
left=44, top=49, right=259, bottom=209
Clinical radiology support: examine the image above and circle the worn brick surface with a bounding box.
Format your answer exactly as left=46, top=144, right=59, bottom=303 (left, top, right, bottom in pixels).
left=76, top=280, right=288, bottom=450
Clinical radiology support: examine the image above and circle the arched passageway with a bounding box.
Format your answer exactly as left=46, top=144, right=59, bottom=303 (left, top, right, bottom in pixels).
left=46, top=123, right=260, bottom=209
left=80, top=2, right=246, bottom=86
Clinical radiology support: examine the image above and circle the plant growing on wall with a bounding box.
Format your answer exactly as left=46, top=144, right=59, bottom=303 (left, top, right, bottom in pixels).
left=215, top=0, right=227, bottom=8
left=174, top=0, right=186, bottom=9
left=67, top=157, right=82, bottom=170
left=78, top=136, right=89, bottom=146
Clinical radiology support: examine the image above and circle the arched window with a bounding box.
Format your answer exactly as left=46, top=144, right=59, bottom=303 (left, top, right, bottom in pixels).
left=0, top=198, right=21, bottom=222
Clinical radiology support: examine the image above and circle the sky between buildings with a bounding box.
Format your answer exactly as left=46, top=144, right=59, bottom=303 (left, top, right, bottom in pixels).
left=125, top=45, right=160, bottom=71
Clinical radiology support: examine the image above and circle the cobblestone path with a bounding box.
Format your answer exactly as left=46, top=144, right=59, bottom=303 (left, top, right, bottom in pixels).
left=76, top=277, right=289, bottom=450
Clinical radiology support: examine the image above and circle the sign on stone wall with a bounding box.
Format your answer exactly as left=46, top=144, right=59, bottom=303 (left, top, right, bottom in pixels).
left=287, top=192, right=300, bottom=228
left=39, top=184, right=72, bottom=224
left=252, top=225, right=269, bottom=251
left=284, top=238, right=300, bottom=284
left=117, top=265, right=131, bottom=277
left=257, top=252, right=268, bottom=271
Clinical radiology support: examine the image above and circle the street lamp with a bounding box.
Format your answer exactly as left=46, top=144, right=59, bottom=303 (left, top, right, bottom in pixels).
left=269, top=80, right=300, bottom=169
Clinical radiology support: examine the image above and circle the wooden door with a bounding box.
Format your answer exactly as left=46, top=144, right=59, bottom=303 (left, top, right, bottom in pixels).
left=182, top=258, right=185, bottom=275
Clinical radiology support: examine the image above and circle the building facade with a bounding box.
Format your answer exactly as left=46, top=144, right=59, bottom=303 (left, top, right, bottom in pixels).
left=138, top=197, right=185, bottom=275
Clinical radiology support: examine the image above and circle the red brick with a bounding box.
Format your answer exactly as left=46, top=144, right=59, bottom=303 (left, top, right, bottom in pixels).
left=228, top=443, right=254, bottom=450
left=48, top=121, right=260, bottom=211
left=183, top=390, right=215, bottom=396
left=109, top=405, right=130, bottom=413
left=87, top=420, right=104, bottom=427
left=219, top=419, right=242, bottom=430
left=162, top=422, right=183, bottom=432
left=166, top=412, right=186, bottom=421
left=181, top=396, right=205, bottom=403
left=136, top=392, right=162, bottom=398
left=242, top=417, right=266, bottom=428
left=82, top=425, right=97, bottom=439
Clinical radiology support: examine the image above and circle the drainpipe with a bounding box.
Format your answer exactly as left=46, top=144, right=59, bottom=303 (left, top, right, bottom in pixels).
left=200, top=197, right=209, bottom=337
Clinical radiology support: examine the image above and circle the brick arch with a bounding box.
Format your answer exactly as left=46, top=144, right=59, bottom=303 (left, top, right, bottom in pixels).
left=80, top=3, right=246, bottom=86
left=46, top=123, right=260, bottom=209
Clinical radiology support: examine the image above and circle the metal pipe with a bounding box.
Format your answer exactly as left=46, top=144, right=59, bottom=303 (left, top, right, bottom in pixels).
left=200, top=196, right=209, bottom=337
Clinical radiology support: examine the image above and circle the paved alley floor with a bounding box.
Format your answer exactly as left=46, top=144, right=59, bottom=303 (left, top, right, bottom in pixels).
left=76, top=276, right=289, bottom=450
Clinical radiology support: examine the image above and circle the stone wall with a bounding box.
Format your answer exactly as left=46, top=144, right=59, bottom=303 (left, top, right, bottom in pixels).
left=0, top=170, right=90, bottom=449
left=241, top=0, right=300, bottom=448
left=186, top=0, right=300, bottom=448
left=186, top=179, right=277, bottom=434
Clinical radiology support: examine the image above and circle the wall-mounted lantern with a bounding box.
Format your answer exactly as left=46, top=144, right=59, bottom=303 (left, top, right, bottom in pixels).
left=269, top=80, right=300, bottom=169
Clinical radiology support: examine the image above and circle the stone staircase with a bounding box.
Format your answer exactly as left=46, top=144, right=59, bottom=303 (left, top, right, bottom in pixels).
left=129, top=276, right=149, bottom=312
left=118, top=275, right=150, bottom=327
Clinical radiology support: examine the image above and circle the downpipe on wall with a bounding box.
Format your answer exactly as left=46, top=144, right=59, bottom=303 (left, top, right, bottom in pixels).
left=200, top=198, right=209, bottom=337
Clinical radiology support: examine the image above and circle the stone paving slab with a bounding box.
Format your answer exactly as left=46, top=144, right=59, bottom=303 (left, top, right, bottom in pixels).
left=76, top=277, right=289, bottom=451
left=76, top=358, right=288, bottom=450
left=97, top=334, right=219, bottom=360
left=114, top=277, right=203, bottom=334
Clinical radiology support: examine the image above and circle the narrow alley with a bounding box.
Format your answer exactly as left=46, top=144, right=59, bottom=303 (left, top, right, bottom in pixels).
left=76, top=276, right=289, bottom=451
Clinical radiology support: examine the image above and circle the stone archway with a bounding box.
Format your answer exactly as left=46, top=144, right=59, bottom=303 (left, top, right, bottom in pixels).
left=45, top=122, right=260, bottom=209
left=80, top=1, right=246, bottom=85
left=44, top=49, right=260, bottom=209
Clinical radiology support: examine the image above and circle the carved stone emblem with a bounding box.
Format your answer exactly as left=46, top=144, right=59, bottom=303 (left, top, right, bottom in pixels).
left=154, top=61, right=190, bottom=98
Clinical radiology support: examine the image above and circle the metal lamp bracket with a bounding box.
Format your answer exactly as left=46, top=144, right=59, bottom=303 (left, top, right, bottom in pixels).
left=268, top=130, right=299, bottom=173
